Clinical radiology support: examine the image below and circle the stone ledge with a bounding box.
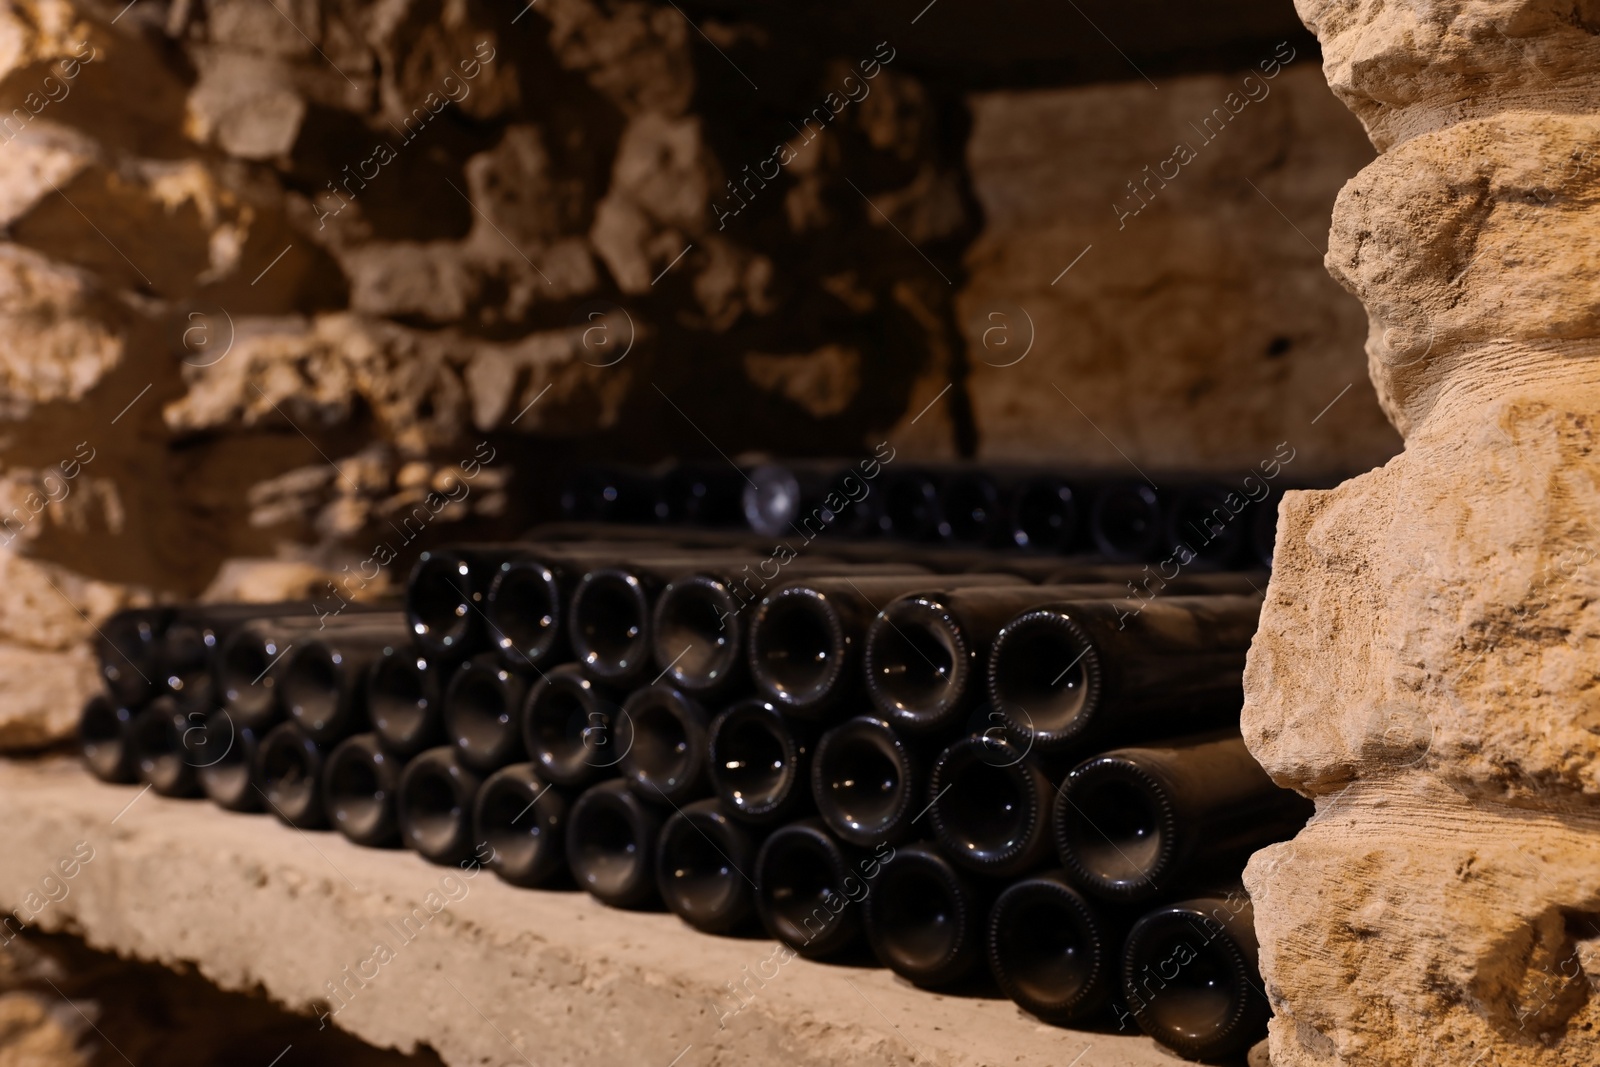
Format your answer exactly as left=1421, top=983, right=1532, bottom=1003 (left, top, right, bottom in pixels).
left=0, top=758, right=1178, bottom=1067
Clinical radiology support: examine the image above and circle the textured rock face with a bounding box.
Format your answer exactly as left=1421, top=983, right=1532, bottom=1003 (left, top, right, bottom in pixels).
left=1241, top=2, right=1600, bottom=1065
left=960, top=63, right=1401, bottom=472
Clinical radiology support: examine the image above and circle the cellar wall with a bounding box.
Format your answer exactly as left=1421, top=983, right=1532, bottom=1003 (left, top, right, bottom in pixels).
left=0, top=0, right=1396, bottom=752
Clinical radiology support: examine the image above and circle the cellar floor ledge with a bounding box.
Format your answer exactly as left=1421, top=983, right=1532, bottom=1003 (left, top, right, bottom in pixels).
left=0, top=757, right=1184, bottom=1067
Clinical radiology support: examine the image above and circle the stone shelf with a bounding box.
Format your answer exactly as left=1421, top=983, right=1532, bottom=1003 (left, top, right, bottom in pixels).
left=0, top=758, right=1182, bottom=1067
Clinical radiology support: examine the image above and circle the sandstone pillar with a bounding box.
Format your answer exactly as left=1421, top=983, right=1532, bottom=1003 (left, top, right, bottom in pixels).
left=1242, top=3, right=1600, bottom=1065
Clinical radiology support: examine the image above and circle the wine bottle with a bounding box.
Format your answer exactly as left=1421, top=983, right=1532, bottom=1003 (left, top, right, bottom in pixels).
left=1054, top=734, right=1311, bottom=901
left=810, top=716, right=925, bottom=848
left=367, top=645, right=444, bottom=758
left=925, top=734, right=1053, bottom=876
left=740, top=461, right=846, bottom=538
left=861, top=583, right=1125, bottom=735
left=1119, top=890, right=1270, bottom=1059
left=323, top=732, right=403, bottom=847
left=160, top=602, right=337, bottom=714
left=1008, top=475, right=1080, bottom=552
left=195, top=709, right=263, bottom=812
left=559, top=464, right=658, bottom=523
left=282, top=619, right=410, bottom=745
left=214, top=618, right=303, bottom=731
left=255, top=720, right=328, bottom=828
left=748, top=573, right=1027, bottom=719
left=986, top=594, right=1261, bottom=753
left=80, top=693, right=139, bottom=784
left=654, top=798, right=761, bottom=934
left=861, top=842, right=987, bottom=987
left=650, top=561, right=924, bottom=701
left=706, top=699, right=815, bottom=825
left=988, top=869, right=1127, bottom=1024
left=521, top=664, right=628, bottom=788
left=619, top=684, right=711, bottom=806
left=443, top=654, right=529, bottom=773
left=566, top=779, right=665, bottom=908
left=1162, top=485, right=1248, bottom=568
left=397, top=746, right=484, bottom=865
left=879, top=467, right=944, bottom=542
left=472, top=762, right=569, bottom=887
left=406, top=543, right=532, bottom=657
left=658, top=462, right=747, bottom=527
left=1088, top=481, right=1166, bottom=561
left=753, top=818, right=869, bottom=958
left=97, top=607, right=174, bottom=708
left=130, top=696, right=202, bottom=798
left=567, top=554, right=760, bottom=687
left=936, top=469, right=1008, bottom=547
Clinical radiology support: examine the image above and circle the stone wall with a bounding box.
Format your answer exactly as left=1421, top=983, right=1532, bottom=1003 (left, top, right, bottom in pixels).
left=1241, top=1, right=1600, bottom=1065
left=0, top=0, right=1398, bottom=748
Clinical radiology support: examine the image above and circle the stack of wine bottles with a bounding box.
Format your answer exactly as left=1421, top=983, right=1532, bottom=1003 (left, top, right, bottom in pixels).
left=560, top=459, right=1298, bottom=568
left=79, top=529, right=1309, bottom=1061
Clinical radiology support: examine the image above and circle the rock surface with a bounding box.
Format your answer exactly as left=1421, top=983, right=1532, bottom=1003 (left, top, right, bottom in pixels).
left=1241, top=2, right=1600, bottom=1065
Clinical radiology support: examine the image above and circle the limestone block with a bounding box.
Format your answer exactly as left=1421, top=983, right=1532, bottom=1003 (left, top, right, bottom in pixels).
left=538, top=0, right=695, bottom=118
left=0, top=244, right=123, bottom=421
left=1242, top=3, right=1600, bottom=1067
left=959, top=64, right=1400, bottom=471
left=1296, top=0, right=1600, bottom=151
left=185, top=48, right=307, bottom=160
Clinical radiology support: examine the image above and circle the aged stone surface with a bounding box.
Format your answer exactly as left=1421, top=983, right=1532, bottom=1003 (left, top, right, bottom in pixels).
left=1242, top=2, right=1600, bottom=1065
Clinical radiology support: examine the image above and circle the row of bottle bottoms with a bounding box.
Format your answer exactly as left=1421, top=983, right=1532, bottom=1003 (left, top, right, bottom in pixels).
left=560, top=457, right=1303, bottom=566
left=81, top=700, right=1291, bottom=1062
left=81, top=545, right=1304, bottom=1060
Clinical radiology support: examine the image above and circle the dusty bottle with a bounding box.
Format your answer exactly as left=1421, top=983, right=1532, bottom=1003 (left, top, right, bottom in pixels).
left=367, top=646, right=444, bottom=758
left=323, top=732, right=403, bottom=847
left=1161, top=485, right=1251, bottom=568
left=935, top=469, right=1008, bottom=547
left=861, top=583, right=1124, bottom=735
left=443, top=654, right=530, bottom=773
left=282, top=619, right=410, bottom=745
left=707, top=699, right=815, bottom=826
left=753, top=818, right=874, bottom=959
left=1054, top=734, right=1311, bottom=901
left=740, top=460, right=878, bottom=538
left=657, top=462, right=747, bottom=527
left=619, top=684, right=711, bottom=806
left=986, top=594, right=1261, bottom=753
left=195, top=709, right=264, bottom=812
left=988, top=869, right=1128, bottom=1024
left=810, top=716, right=926, bottom=848
left=566, top=779, right=665, bottom=909
left=255, top=720, right=328, bottom=828
left=879, top=467, right=944, bottom=542
left=567, top=553, right=759, bottom=687
left=479, top=541, right=686, bottom=671
left=559, top=464, right=658, bottom=523
left=397, top=746, right=483, bottom=865
left=80, top=694, right=139, bottom=784
left=925, top=734, right=1054, bottom=877
left=1008, top=475, right=1081, bottom=552
left=861, top=843, right=988, bottom=987
left=1119, top=890, right=1270, bottom=1060
left=160, top=602, right=345, bottom=714
left=472, top=762, right=570, bottom=887
left=130, top=696, right=203, bottom=798
left=746, top=573, right=1025, bottom=719
left=655, top=798, right=762, bottom=934
left=1088, top=481, right=1167, bottom=561
left=651, top=560, right=923, bottom=701
left=215, top=609, right=401, bottom=731
left=405, top=543, right=532, bottom=657
left=97, top=607, right=174, bottom=708
left=521, top=664, right=628, bottom=788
